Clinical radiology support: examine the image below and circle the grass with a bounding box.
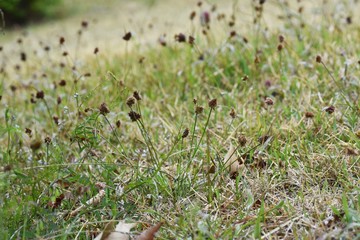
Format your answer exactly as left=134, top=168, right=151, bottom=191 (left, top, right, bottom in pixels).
left=0, top=0, right=359, bottom=239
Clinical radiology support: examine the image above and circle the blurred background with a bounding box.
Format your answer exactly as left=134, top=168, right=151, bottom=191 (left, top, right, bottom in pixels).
left=1, top=0, right=358, bottom=59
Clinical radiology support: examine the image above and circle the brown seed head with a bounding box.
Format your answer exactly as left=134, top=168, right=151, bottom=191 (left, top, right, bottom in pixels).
left=182, top=128, right=190, bottom=138
left=81, top=21, right=88, bottom=28
left=99, top=102, right=110, bottom=115
left=278, top=35, right=285, bottom=43
left=20, top=52, right=26, bottom=61
left=346, top=16, right=352, bottom=24
left=128, top=111, right=141, bottom=121
left=195, top=106, right=204, bottom=114
left=25, top=128, right=32, bottom=137
left=200, top=11, right=210, bottom=26
left=53, top=116, right=59, bottom=125
left=305, top=112, right=314, bottom=118
left=44, top=137, right=51, bottom=144
left=36, top=90, right=44, bottom=99
left=193, top=98, right=197, bottom=105
left=229, top=108, right=236, bottom=119
left=238, top=135, right=247, bottom=146
left=57, top=96, right=62, bottom=105
left=208, top=98, right=217, bottom=109
left=264, top=97, right=274, bottom=105
left=126, top=96, right=136, bottom=107
left=94, top=47, right=99, bottom=54
left=190, top=11, right=196, bottom=20
left=229, top=31, right=237, bottom=38
left=122, top=32, right=132, bottom=41
left=158, top=35, right=167, bottom=46
left=59, top=79, right=66, bottom=86
left=324, top=105, right=335, bottom=114
left=175, top=33, right=186, bottom=43
left=133, top=91, right=142, bottom=101
left=188, top=36, right=195, bottom=45
left=59, top=37, right=65, bottom=45
left=116, top=120, right=121, bottom=128
left=316, top=55, right=322, bottom=63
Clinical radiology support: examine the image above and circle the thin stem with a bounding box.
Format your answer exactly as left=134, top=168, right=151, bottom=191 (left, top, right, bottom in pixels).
left=189, top=113, right=198, bottom=157
left=192, top=108, right=213, bottom=158
left=42, top=99, right=55, bottom=129
left=321, top=61, right=356, bottom=111
left=102, top=115, right=127, bottom=157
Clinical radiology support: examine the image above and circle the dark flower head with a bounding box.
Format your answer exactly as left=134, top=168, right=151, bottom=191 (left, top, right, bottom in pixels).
left=158, top=35, right=167, bottom=46
left=195, top=106, right=204, bottom=114
left=128, top=111, right=141, bottom=121
left=200, top=11, right=210, bottom=26
left=99, top=102, right=110, bottom=115
left=36, top=90, right=44, bottom=99
left=20, top=52, right=26, bottom=61
left=324, top=105, right=335, bottom=114
left=81, top=21, right=88, bottom=28
left=305, top=112, right=314, bottom=118
left=278, top=35, right=284, bottom=43
left=116, top=120, right=121, bottom=128
left=59, top=37, right=65, bottom=45
left=229, top=108, right=236, bottom=119
left=238, top=135, right=247, bottom=146
left=190, top=11, right=196, bottom=20
left=188, top=36, right=195, bottom=45
left=44, top=137, right=51, bottom=144
left=133, top=91, right=142, bottom=101
left=264, top=97, right=274, bottom=105
left=126, top=96, right=136, bottom=108
left=175, top=33, right=186, bottom=43
left=316, top=55, right=322, bottom=63
left=182, top=128, right=189, bottom=138
left=208, top=98, right=217, bottom=109
left=123, top=32, right=132, bottom=41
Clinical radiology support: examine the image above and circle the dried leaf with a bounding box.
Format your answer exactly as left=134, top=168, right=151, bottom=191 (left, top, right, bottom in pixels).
left=94, top=221, right=136, bottom=240
left=136, top=222, right=163, bottom=240
left=223, top=144, right=243, bottom=175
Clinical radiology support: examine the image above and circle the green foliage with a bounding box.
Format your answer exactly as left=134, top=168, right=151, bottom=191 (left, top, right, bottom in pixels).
left=0, top=0, right=62, bottom=26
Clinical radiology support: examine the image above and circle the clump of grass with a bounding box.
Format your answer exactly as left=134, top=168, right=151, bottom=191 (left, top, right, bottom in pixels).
left=0, top=0, right=359, bottom=239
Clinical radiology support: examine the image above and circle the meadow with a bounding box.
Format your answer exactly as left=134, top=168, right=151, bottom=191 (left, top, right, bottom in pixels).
left=0, top=0, right=359, bottom=239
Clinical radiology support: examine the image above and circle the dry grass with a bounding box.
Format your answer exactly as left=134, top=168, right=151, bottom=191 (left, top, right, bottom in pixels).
left=0, top=0, right=359, bottom=239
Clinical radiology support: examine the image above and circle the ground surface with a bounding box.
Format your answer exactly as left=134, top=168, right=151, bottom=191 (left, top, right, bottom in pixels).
left=1, top=0, right=360, bottom=239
